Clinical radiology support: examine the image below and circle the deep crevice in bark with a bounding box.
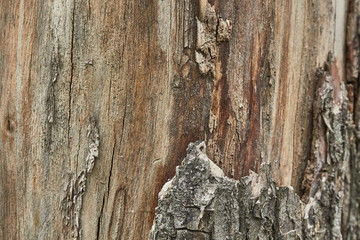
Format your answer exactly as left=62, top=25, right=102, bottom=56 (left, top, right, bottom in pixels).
left=68, top=0, right=76, bottom=141
left=96, top=193, right=106, bottom=240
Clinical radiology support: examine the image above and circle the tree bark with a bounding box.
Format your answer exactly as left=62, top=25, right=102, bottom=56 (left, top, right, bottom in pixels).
left=0, top=0, right=359, bottom=239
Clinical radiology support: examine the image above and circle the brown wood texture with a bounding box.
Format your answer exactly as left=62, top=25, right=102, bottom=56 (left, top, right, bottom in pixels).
left=0, top=0, right=357, bottom=239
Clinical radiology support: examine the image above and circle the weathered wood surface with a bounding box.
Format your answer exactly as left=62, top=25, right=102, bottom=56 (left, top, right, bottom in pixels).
left=0, top=0, right=358, bottom=239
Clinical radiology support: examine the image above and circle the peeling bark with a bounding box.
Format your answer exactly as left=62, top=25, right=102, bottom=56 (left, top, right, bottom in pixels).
left=61, top=117, right=100, bottom=239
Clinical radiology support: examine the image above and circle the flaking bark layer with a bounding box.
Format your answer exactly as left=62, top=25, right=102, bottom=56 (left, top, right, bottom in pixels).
left=150, top=136, right=348, bottom=239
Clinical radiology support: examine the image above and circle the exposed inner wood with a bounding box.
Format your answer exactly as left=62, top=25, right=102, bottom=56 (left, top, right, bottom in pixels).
left=0, top=0, right=357, bottom=239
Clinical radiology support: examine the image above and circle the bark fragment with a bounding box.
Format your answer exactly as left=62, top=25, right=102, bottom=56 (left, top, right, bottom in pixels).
left=61, top=117, right=100, bottom=239
left=301, top=55, right=349, bottom=239
left=195, top=1, right=232, bottom=75
left=150, top=127, right=348, bottom=239
left=149, top=141, right=301, bottom=239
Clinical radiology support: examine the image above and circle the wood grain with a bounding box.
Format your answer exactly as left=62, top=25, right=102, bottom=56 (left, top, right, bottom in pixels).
left=0, top=0, right=355, bottom=239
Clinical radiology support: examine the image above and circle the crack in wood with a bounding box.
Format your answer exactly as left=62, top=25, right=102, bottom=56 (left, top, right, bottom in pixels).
left=68, top=0, right=76, bottom=142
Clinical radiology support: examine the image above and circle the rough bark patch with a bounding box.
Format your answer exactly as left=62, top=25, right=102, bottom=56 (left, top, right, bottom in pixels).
left=150, top=138, right=347, bottom=239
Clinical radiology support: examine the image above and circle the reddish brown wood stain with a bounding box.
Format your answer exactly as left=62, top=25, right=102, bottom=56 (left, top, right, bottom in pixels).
left=271, top=1, right=292, bottom=184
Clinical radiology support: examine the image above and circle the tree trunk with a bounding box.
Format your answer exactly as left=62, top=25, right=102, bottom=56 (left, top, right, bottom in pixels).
left=0, top=0, right=359, bottom=239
